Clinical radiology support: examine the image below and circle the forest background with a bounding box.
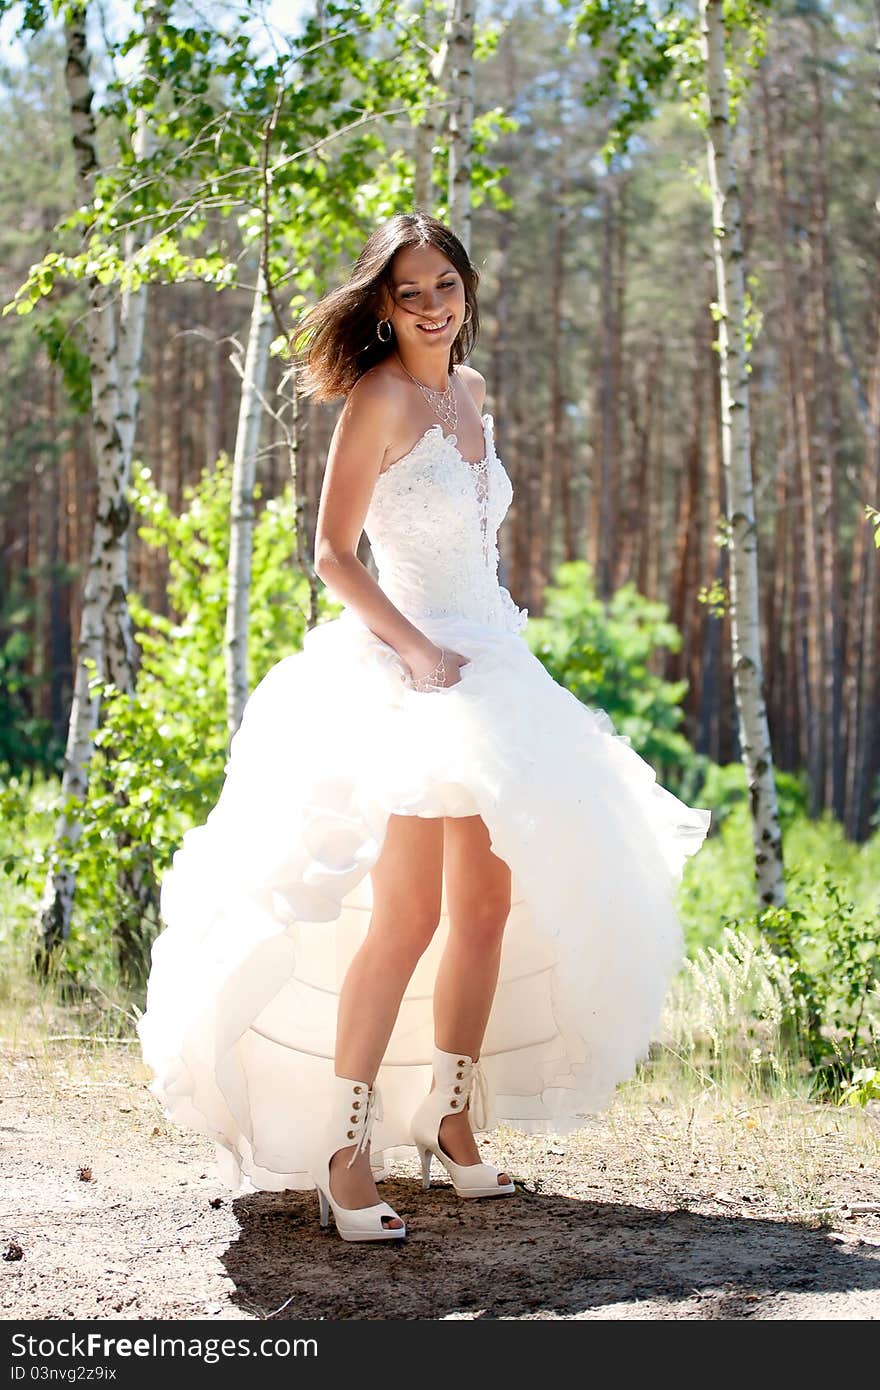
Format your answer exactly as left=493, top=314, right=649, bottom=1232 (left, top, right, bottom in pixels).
left=0, top=0, right=878, bottom=1113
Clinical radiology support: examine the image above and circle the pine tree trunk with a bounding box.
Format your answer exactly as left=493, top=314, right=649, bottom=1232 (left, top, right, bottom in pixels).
left=508, top=337, right=530, bottom=606
left=841, top=6, right=880, bottom=837
left=700, top=0, right=785, bottom=907
left=491, top=211, right=515, bottom=587
left=844, top=291, right=880, bottom=838
left=668, top=342, right=703, bottom=682
left=596, top=173, right=623, bottom=598
left=698, top=340, right=726, bottom=763
left=225, top=266, right=273, bottom=741
left=541, top=177, right=566, bottom=586
left=635, top=342, right=661, bottom=597
left=805, top=21, right=844, bottom=815
left=759, top=63, right=826, bottom=810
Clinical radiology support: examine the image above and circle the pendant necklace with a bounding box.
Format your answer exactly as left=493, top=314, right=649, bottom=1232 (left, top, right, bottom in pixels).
left=395, top=353, right=458, bottom=433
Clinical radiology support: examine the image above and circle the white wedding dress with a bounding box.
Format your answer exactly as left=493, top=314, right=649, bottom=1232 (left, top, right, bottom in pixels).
left=138, top=412, right=711, bottom=1192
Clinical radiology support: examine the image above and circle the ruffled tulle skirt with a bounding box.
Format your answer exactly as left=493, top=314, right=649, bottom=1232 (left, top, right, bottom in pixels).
left=137, top=608, right=710, bottom=1191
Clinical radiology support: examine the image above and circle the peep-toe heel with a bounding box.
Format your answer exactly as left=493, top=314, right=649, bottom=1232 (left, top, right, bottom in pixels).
left=411, top=1047, right=515, bottom=1199
left=308, top=1075, right=406, bottom=1242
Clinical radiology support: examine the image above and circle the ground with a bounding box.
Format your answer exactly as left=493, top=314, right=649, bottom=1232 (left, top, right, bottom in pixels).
left=2, top=1035, right=879, bottom=1321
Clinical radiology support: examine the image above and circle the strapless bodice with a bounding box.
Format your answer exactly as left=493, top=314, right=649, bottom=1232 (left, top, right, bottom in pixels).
left=363, top=414, right=528, bottom=634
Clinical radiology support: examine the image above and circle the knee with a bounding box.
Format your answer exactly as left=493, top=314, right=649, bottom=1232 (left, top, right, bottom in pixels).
left=369, top=899, right=441, bottom=962
left=452, top=892, right=510, bottom=950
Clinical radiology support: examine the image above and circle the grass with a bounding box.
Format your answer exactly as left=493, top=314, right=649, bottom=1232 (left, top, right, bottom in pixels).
left=613, top=1061, right=879, bottom=1217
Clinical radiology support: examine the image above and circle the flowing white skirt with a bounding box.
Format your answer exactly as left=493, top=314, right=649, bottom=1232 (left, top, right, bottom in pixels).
left=137, top=608, right=710, bottom=1191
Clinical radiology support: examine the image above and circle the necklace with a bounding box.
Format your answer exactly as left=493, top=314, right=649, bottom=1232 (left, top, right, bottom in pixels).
left=395, top=353, right=458, bottom=432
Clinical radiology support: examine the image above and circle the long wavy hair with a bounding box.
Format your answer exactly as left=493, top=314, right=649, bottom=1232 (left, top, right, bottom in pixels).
left=292, top=212, right=480, bottom=402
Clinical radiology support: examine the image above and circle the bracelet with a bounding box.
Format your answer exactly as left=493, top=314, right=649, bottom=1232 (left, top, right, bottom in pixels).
left=411, top=648, right=447, bottom=692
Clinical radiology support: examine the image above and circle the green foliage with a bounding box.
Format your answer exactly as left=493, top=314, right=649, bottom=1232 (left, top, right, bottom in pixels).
left=33, top=309, right=92, bottom=412
left=565, top=0, right=687, bottom=154
left=0, top=771, right=57, bottom=993
left=697, top=576, right=728, bottom=618
left=55, top=457, right=339, bottom=988
left=669, top=924, right=807, bottom=1091
left=564, top=0, right=772, bottom=158
left=526, top=559, right=695, bottom=782
left=678, top=800, right=880, bottom=1090
left=3, top=0, right=513, bottom=326
left=679, top=797, right=879, bottom=945
left=839, top=1067, right=880, bottom=1109
left=697, top=760, right=807, bottom=830
left=0, top=567, right=65, bottom=775
left=747, top=877, right=879, bottom=1080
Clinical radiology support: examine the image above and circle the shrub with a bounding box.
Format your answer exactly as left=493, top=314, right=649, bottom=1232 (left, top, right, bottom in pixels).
left=526, top=559, right=697, bottom=785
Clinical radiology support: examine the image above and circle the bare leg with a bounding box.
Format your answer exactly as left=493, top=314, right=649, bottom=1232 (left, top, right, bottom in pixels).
left=329, top=813, right=444, bottom=1223
left=432, top=814, right=511, bottom=1183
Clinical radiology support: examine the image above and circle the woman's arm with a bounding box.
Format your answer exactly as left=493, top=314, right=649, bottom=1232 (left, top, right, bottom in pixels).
left=313, top=372, right=444, bottom=682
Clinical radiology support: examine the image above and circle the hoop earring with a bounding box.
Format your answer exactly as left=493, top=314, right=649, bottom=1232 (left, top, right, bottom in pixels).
left=462, top=304, right=473, bottom=325
left=376, top=318, right=392, bottom=343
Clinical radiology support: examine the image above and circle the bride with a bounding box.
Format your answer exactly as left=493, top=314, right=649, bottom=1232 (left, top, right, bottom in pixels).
left=137, top=211, right=711, bottom=1245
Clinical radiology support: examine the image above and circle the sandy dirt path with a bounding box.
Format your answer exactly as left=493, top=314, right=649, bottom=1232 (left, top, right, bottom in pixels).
left=2, top=1039, right=879, bottom=1321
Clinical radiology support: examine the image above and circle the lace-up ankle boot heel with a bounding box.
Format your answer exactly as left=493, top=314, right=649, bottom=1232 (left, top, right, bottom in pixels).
left=309, top=1075, right=406, bottom=1242
left=411, top=1047, right=515, bottom=1199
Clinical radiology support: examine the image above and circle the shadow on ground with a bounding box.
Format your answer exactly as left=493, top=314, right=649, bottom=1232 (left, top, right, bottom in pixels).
left=221, top=1176, right=880, bottom=1320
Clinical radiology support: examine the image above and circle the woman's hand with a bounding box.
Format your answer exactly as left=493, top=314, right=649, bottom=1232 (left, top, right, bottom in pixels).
left=404, top=640, right=470, bottom=692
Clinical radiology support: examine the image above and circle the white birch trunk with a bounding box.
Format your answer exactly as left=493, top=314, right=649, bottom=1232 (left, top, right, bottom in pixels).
left=225, top=264, right=273, bottom=740
left=700, top=0, right=785, bottom=907
left=38, top=8, right=154, bottom=955
left=110, top=101, right=152, bottom=685
left=414, top=120, right=433, bottom=210
left=413, top=0, right=456, bottom=216
left=447, top=0, right=475, bottom=252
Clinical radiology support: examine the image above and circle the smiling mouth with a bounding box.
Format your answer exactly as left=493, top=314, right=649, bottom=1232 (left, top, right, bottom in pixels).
left=416, top=315, right=452, bottom=334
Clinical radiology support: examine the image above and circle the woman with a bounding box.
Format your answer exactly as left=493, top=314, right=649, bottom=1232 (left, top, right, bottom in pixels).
left=138, top=212, right=711, bottom=1245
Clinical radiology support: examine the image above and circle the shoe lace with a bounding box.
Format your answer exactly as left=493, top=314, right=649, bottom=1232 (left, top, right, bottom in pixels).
left=345, top=1082, right=383, bottom=1169
left=467, top=1060, right=489, bottom=1131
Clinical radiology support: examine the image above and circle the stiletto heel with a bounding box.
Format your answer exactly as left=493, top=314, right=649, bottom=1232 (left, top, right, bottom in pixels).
left=411, top=1047, right=516, bottom=1199
left=308, top=1075, right=406, bottom=1242
left=317, top=1187, right=330, bottom=1227
left=417, top=1144, right=432, bottom=1189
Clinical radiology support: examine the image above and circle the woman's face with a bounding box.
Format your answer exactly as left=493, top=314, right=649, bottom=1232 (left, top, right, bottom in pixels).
left=383, top=242, right=468, bottom=355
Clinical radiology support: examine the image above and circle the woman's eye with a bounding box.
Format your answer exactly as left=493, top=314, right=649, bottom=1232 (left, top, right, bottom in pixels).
left=400, top=282, right=456, bottom=300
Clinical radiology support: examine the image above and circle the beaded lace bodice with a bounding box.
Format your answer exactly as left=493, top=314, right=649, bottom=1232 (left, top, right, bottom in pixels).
left=364, top=413, right=528, bottom=634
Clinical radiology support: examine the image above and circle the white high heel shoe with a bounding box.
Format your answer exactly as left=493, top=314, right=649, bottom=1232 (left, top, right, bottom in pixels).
left=308, top=1075, right=406, bottom=1242
left=412, top=1047, right=515, bottom=1199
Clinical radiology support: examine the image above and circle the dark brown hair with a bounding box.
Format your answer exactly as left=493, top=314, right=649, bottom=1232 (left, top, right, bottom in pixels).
left=292, top=212, right=480, bottom=402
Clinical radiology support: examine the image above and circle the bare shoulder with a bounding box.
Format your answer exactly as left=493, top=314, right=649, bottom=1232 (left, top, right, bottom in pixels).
left=333, top=365, right=409, bottom=455
left=455, top=363, right=487, bottom=411
left=342, top=364, right=408, bottom=426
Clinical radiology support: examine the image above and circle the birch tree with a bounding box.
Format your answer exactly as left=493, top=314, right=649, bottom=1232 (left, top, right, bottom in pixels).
left=225, top=265, right=273, bottom=740
left=413, top=1, right=454, bottom=210
left=447, top=0, right=475, bottom=250
left=699, top=0, right=783, bottom=906
left=38, top=1, right=155, bottom=958
left=570, top=0, right=784, bottom=904
left=6, top=0, right=436, bottom=964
